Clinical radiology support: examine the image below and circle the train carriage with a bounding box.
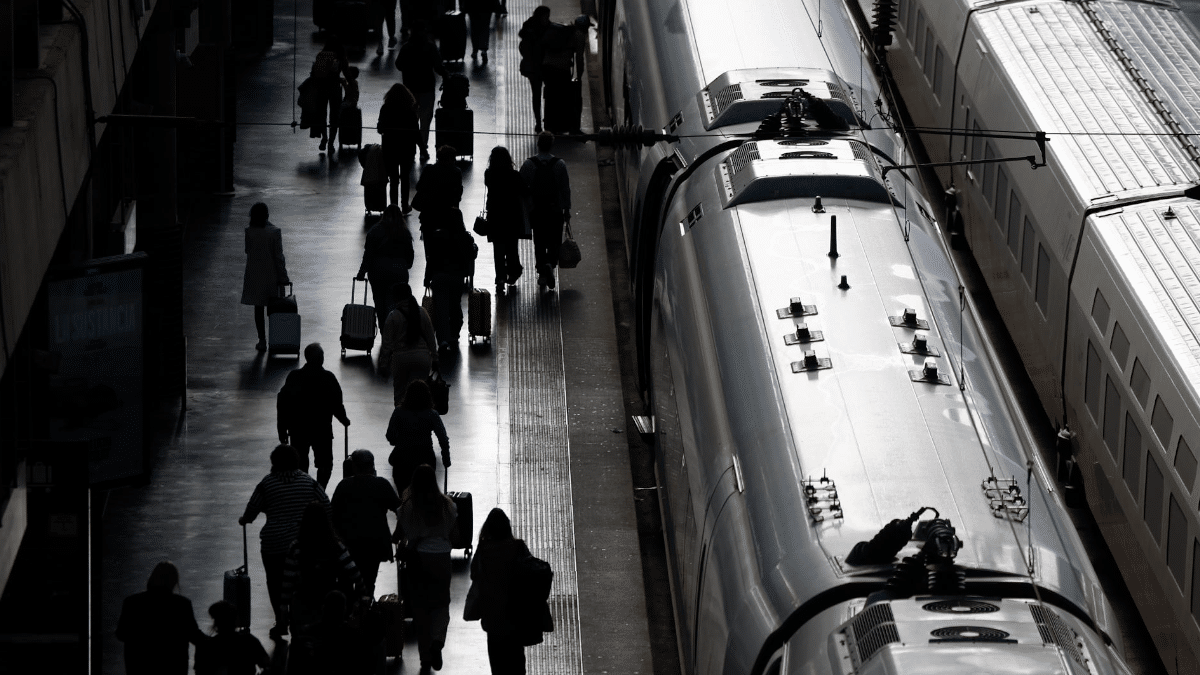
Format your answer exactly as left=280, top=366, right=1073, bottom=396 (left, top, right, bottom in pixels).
left=856, top=0, right=1200, bottom=669
left=596, top=0, right=1142, bottom=673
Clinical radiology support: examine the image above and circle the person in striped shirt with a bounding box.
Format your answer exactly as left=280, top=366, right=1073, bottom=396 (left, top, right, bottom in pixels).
left=239, top=445, right=331, bottom=639
left=280, top=501, right=367, bottom=637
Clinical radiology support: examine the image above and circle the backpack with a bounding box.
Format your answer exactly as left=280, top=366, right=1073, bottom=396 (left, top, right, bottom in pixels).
left=440, top=73, right=470, bottom=109
left=529, top=157, right=561, bottom=214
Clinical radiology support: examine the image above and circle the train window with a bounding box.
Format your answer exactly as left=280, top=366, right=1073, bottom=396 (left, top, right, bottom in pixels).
left=982, top=143, right=996, bottom=205
left=1146, top=453, right=1165, bottom=543
left=1091, top=290, right=1110, bottom=333
left=915, top=10, right=926, bottom=65
left=1130, top=358, right=1151, bottom=408
left=1021, top=218, right=1035, bottom=285
left=1153, top=397, right=1175, bottom=448
left=1110, top=323, right=1130, bottom=371
left=972, top=121, right=983, bottom=163
left=1104, top=376, right=1122, bottom=458
left=898, top=0, right=910, bottom=37
left=923, top=29, right=935, bottom=77
left=1169, top=495, right=1188, bottom=587
left=1192, top=539, right=1200, bottom=620
left=933, top=45, right=946, bottom=98
left=1176, top=438, right=1197, bottom=492
left=905, top=0, right=917, bottom=41
left=1007, top=193, right=1022, bottom=256
left=1124, top=414, right=1144, bottom=496
left=994, top=167, right=1009, bottom=227
left=1035, top=244, right=1051, bottom=312
left=1086, top=341, right=1102, bottom=419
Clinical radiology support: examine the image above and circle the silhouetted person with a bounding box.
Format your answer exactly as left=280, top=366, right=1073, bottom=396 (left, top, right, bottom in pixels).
left=484, top=146, right=529, bottom=295
left=239, top=445, right=331, bottom=638
left=396, top=22, right=448, bottom=162
left=302, top=591, right=358, bottom=675
left=310, top=39, right=349, bottom=157
left=519, top=132, right=571, bottom=290
left=115, top=561, right=208, bottom=675
left=421, top=202, right=476, bottom=350
left=373, top=0, right=399, bottom=54
left=377, top=83, right=421, bottom=211
left=387, top=379, right=450, bottom=495
left=277, top=343, right=352, bottom=488
left=282, top=502, right=367, bottom=637
left=464, top=0, right=499, bottom=62
left=518, top=6, right=552, bottom=132
left=240, top=202, right=289, bottom=352
left=332, top=450, right=402, bottom=597
left=470, top=509, right=544, bottom=675
left=412, top=144, right=464, bottom=218
left=379, top=283, right=438, bottom=405
left=357, top=205, right=415, bottom=330
left=194, top=600, right=270, bottom=675
left=395, top=464, right=458, bottom=672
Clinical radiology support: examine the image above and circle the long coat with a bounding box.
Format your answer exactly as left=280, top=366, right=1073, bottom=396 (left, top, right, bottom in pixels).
left=484, top=165, right=528, bottom=243
left=241, top=222, right=288, bottom=306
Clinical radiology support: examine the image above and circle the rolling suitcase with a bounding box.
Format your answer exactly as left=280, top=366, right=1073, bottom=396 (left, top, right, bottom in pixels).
left=434, top=107, right=473, bottom=159
left=437, top=10, right=467, bottom=62
left=377, top=592, right=406, bottom=658
left=339, top=103, right=363, bottom=149
left=269, top=283, right=302, bottom=356
left=223, top=525, right=251, bottom=630
left=365, top=182, right=387, bottom=214
left=467, top=287, right=491, bottom=343
left=341, top=277, right=377, bottom=356
left=543, top=77, right=583, bottom=134
left=444, top=469, right=473, bottom=556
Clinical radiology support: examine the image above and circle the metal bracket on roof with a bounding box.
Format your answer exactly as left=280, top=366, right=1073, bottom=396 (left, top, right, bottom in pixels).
left=778, top=298, right=818, bottom=319
left=803, top=472, right=843, bottom=523
left=982, top=476, right=1029, bottom=522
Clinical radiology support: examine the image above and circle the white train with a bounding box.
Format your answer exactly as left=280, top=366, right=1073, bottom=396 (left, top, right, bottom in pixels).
left=594, top=0, right=1141, bottom=673
left=852, top=0, right=1200, bottom=670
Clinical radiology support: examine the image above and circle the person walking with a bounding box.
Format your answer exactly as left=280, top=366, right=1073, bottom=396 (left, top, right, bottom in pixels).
left=396, top=21, right=449, bottom=163
left=386, top=379, right=450, bottom=495
left=483, top=146, right=529, bottom=296
left=464, top=0, right=499, bottom=63
left=372, top=0, right=399, bottom=55
left=301, top=591, right=359, bottom=675
left=280, top=501, right=368, bottom=638
left=518, top=6, right=552, bottom=132
left=193, top=601, right=271, bottom=675
left=115, top=561, right=209, bottom=675
left=357, top=205, right=415, bottom=330
left=519, top=132, right=571, bottom=290
left=239, top=445, right=331, bottom=639
left=468, top=508, right=547, bottom=675
left=311, top=39, right=349, bottom=157
left=395, top=464, right=458, bottom=673
left=379, top=283, right=439, bottom=404
left=276, top=343, right=352, bottom=489
left=332, top=450, right=402, bottom=597
left=377, top=83, right=421, bottom=212
left=412, top=144, right=464, bottom=218
left=422, top=205, right=475, bottom=350
left=240, top=202, right=289, bottom=352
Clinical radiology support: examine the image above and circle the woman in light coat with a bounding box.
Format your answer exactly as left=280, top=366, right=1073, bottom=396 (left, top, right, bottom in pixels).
left=241, top=202, right=289, bottom=351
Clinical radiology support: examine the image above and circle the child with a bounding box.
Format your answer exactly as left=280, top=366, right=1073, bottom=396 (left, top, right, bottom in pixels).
left=194, top=600, right=271, bottom=675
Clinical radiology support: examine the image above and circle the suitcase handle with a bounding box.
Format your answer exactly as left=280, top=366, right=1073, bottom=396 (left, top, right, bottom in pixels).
left=443, top=465, right=448, bottom=494
left=345, top=424, right=350, bottom=460
left=351, top=276, right=371, bottom=305
left=279, top=282, right=293, bottom=296
left=241, top=523, right=248, bottom=573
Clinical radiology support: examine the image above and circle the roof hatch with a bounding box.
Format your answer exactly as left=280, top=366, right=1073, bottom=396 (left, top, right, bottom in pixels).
left=717, top=140, right=892, bottom=207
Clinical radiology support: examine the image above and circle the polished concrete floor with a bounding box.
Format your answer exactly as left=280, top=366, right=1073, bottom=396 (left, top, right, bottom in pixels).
left=99, top=0, right=655, bottom=672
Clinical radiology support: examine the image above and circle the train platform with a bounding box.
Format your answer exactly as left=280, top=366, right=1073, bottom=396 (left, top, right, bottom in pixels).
left=98, top=0, right=659, bottom=673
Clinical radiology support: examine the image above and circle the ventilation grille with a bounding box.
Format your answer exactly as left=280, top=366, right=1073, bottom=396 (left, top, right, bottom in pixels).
left=847, top=604, right=900, bottom=666
left=1030, top=605, right=1085, bottom=666
left=929, top=626, right=1014, bottom=643
left=757, top=78, right=809, bottom=87
left=779, top=139, right=828, bottom=146
left=849, top=141, right=871, bottom=162
left=725, top=143, right=761, bottom=178
left=922, top=599, right=1000, bottom=614
left=712, top=84, right=745, bottom=118
left=828, top=81, right=854, bottom=108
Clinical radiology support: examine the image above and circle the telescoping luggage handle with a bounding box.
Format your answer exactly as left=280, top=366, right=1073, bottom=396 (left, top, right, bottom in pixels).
left=240, top=523, right=248, bottom=574
left=351, top=275, right=371, bottom=305
left=280, top=282, right=293, bottom=296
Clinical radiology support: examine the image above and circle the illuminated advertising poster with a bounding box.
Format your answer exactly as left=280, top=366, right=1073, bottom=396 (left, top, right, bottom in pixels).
left=47, top=253, right=147, bottom=487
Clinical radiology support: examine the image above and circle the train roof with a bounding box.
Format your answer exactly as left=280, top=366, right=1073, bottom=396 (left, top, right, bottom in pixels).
left=1090, top=199, right=1200, bottom=396
left=974, top=1, right=1200, bottom=199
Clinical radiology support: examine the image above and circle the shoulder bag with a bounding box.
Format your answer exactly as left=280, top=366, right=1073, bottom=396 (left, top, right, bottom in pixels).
left=558, top=222, right=581, bottom=269
left=473, top=188, right=490, bottom=237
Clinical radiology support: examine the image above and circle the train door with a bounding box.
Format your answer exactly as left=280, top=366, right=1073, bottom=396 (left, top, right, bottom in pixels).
left=694, top=479, right=739, bottom=674
left=633, top=158, right=681, bottom=393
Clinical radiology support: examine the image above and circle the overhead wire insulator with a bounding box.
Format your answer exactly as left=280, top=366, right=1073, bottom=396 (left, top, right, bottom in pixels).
left=871, top=0, right=897, bottom=51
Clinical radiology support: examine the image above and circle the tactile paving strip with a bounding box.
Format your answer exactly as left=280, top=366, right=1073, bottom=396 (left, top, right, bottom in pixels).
left=500, top=1, right=584, bottom=672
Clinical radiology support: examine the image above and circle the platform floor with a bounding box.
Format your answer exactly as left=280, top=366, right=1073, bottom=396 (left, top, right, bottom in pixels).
left=99, top=1, right=656, bottom=673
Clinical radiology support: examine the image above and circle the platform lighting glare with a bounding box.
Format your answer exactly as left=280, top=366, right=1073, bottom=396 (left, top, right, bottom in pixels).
left=680, top=221, right=687, bottom=236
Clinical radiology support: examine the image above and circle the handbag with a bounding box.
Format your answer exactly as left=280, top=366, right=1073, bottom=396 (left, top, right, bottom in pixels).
left=473, top=187, right=490, bottom=237
left=421, top=288, right=435, bottom=324
left=427, top=371, right=450, bottom=415
left=558, top=222, right=581, bottom=269
left=463, top=581, right=482, bottom=621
